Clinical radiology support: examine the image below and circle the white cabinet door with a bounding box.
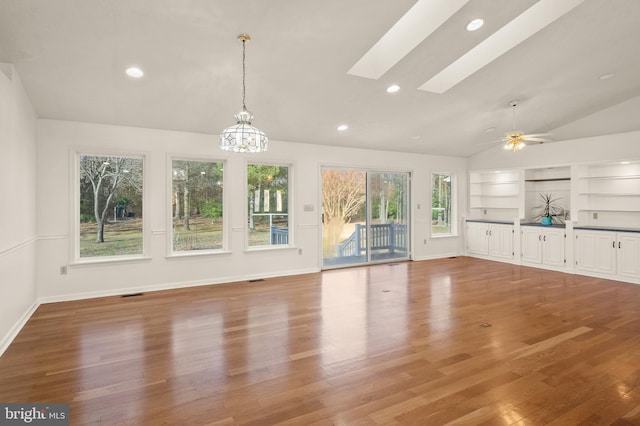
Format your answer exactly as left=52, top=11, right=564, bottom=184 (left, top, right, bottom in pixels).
left=521, top=227, right=542, bottom=264
left=489, top=224, right=513, bottom=260
left=575, top=230, right=616, bottom=274
left=617, top=232, right=640, bottom=279
left=542, top=228, right=565, bottom=268
left=466, top=222, right=489, bottom=255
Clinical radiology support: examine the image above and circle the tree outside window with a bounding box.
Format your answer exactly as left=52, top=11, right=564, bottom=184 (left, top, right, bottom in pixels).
left=79, top=154, right=143, bottom=258
left=247, top=164, right=289, bottom=247
left=432, top=173, right=453, bottom=235
left=172, top=160, right=224, bottom=252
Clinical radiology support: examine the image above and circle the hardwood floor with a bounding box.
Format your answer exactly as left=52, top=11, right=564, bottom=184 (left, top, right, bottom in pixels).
left=2, top=257, right=640, bottom=425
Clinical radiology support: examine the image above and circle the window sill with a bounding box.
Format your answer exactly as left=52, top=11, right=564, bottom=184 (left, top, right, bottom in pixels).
left=431, top=234, right=458, bottom=239
left=244, top=245, right=297, bottom=253
left=71, top=256, right=152, bottom=267
left=166, top=250, right=232, bottom=259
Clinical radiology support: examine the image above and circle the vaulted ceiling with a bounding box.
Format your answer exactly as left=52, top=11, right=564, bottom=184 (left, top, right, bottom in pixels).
left=1, top=0, right=639, bottom=157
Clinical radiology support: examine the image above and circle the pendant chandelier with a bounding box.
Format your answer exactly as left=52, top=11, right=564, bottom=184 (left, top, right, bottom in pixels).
left=219, top=34, right=268, bottom=153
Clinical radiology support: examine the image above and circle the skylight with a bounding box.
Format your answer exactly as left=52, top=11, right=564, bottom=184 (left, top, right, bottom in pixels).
left=347, top=0, right=471, bottom=80
left=419, top=0, right=585, bottom=93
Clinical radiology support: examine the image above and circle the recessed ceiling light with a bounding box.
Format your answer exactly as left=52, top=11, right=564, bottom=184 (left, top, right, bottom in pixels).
left=125, top=67, right=144, bottom=78
left=386, top=84, right=400, bottom=93
left=485, top=127, right=496, bottom=133
left=620, top=161, right=631, bottom=165
left=599, top=72, right=615, bottom=80
left=466, top=18, right=484, bottom=31
left=337, top=124, right=349, bottom=131
left=419, top=0, right=585, bottom=93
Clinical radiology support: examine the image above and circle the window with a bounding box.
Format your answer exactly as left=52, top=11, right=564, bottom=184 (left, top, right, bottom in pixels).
left=78, top=154, right=144, bottom=258
left=247, top=164, right=289, bottom=247
left=432, top=173, right=454, bottom=236
left=171, top=159, right=224, bottom=252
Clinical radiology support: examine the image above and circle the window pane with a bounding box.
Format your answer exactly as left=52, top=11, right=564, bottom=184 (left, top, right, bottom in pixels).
left=172, top=160, right=224, bottom=252
left=79, top=155, right=143, bottom=257
left=432, top=173, right=452, bottom=235
left=247, top=164, right=289, bottom=247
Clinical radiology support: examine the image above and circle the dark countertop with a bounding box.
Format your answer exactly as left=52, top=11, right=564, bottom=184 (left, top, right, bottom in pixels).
left=574, top=225, right=640, bottom=233
left=521, top=223, right=566, bottom=228
left=466, top=219, right=513, bottom=225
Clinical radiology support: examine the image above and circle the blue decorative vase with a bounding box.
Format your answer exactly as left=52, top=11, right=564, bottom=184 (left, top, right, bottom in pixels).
left=541, top=216, right=552, bottom=226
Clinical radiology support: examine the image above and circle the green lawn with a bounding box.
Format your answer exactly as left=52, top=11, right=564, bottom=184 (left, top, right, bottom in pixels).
left=80, top=216, right=274, bottom=257
left=80, top=219, right=143, bottom=257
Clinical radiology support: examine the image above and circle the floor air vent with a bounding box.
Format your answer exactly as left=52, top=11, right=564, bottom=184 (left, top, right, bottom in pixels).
left=121, top=292, right=143, bottom=298
left=248, top=279, right=265, bottom=283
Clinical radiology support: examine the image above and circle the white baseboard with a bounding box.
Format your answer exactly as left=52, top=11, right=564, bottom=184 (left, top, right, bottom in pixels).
left=38, top=266, right=321, bottom=304
left=0, top=301, right=39, bottom=358
left=412, top=252, right=463, bottom=261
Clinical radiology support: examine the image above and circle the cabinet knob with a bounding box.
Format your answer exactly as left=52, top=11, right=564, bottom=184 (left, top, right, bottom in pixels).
left=613, top=241, right=616, bottom=248
left=543, top=235, right=546, bottom=242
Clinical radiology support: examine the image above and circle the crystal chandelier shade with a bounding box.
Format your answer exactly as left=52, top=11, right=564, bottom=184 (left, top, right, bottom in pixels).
left=219, top=34, right=268, bottom=153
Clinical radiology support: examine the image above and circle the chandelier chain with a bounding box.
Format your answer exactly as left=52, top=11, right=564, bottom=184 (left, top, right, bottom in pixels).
left=242, top=39, right=247, bottom=111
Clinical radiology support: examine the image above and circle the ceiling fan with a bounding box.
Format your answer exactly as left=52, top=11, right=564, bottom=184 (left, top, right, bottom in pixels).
left=501, top=100, right=553, bottom=152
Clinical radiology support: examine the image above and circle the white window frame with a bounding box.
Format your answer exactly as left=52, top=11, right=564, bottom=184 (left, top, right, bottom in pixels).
left=71, top=149, right=150, bottom=264
left=431, top=172, right=457, bottom=238
left=245, top=160, right=294, bottom=251
left=166, top=155, right=229, bottom=257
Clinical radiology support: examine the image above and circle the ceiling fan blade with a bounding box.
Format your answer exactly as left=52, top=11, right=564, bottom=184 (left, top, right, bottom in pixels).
left=476, top=139, right=503, bottom=145
left=523, top=133, right=551, bottom=138
left=525, top=137, right=554, bottom=142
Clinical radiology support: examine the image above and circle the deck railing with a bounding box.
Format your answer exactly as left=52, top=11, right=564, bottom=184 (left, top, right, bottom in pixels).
left=338, top=223, right=407, bottom=257
left=270, top=227, right=289, bottom=245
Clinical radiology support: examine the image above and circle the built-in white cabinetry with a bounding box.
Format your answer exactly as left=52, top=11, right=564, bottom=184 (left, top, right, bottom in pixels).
left=465, top=162, right=640, bottom=285
left=489, top=224, right=514, bottom=260
left=524, top=167, right=570, bottom=224
left=466, top=221, right=489, bottom=255
left=574, top=229, right=640, bottom=282
left=616, top=232, right=640, bottom=279
left=521, top=225, right=566, bottom=269
left=468, top=170, right=523, bottom=221
left=574, top=230, right=616, bottom=275
left=466, top=221, right=513, bottom=261
left=574, top=162, right=640, bottom=229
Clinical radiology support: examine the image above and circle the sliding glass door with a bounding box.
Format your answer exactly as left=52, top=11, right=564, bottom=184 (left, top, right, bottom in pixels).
left=322, top=168, right=410, bottom=268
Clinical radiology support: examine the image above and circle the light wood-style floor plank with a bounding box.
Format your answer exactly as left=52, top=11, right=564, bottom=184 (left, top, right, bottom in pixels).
left=2, top=257, right=640, bottom=425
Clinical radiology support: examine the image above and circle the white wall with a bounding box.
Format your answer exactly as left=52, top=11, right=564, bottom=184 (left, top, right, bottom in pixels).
left=468, top=131, right=640, bottom=170
left=0, top=64, right=38, bottom=355
left=35, top=119, right=468, bottom=302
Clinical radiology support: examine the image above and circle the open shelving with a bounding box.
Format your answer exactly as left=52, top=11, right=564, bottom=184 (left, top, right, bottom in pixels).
left=574, top=162, right=640, bottom=228
left=468, top=169, right=522, bottom=220
left=524, top=166, right=571, bottom=223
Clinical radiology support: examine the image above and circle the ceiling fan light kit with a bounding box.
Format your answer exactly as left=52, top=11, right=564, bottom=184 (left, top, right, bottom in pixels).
left=500, top=100, right=552, bottom=152
left=504, top=137, right=526, bottom=152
